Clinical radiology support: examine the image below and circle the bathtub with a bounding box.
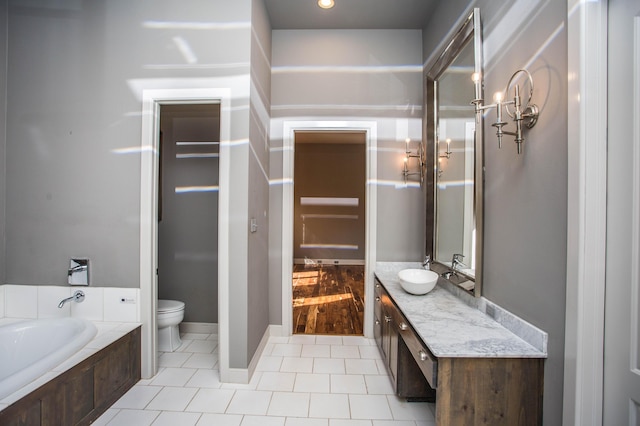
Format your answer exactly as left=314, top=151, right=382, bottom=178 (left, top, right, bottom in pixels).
left=0, top=317, right=97, bottom=400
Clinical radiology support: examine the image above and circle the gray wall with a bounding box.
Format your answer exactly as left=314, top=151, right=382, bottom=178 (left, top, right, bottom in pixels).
left=423, top=1, right=568, bottom=425
left=2, top=0, right=269, bottom=369
left=269, top=28, right=425, bottom=324
left=4, top=0, right=251, bottom=288
left=245, top=0, right=272, bottom=366
left=0, top=1, right=6, bottom=285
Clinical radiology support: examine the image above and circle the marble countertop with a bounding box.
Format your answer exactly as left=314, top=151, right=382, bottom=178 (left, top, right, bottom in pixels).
left=375, top=263, right=546, bottom=358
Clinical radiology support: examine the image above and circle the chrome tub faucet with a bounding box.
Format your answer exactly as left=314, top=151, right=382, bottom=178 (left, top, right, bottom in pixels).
left=58, top=290, right=86, bottom=308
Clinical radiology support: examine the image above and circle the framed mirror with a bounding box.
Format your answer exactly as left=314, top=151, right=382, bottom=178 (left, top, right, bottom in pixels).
left=425, top=8, right=483, bottom=296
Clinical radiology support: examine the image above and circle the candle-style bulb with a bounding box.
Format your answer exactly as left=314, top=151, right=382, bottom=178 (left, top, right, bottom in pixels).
left=472, top=73, right=481, bottom=99
left=494, top=92, right=503, bottom=103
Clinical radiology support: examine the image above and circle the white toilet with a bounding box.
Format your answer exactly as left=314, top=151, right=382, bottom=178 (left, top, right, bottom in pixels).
left=157, top=299, right=185, bottom=352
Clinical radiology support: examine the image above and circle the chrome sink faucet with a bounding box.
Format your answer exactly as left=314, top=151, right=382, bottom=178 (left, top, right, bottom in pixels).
left=58, top=290, right=86, bottom=308
left=442, top=253, right=465, bottom=279
left=422, top=255, right=431, bottom=270
left=451, top=253, right=465, bottom=273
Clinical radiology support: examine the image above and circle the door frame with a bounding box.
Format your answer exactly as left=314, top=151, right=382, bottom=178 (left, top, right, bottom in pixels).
left=282, top=121, right=377, bottom=338
left=563, top=0, right=608, bottom=424
left=139, top=88, right=231, bottom=379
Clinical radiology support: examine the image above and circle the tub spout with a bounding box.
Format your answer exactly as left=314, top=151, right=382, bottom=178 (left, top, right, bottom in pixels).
left=68, top=264, right=87, bottom=274
left=58, top=290, right=86, bottom=308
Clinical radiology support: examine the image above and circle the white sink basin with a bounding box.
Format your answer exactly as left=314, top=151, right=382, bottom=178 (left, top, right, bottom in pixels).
left=398, top=269, right=439, bottom=295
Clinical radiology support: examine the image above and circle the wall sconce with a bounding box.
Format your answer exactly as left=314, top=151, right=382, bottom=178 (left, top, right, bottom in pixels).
left=437, top=138, right=451, bottom=179
left=439, top=138, right=452, bottom=159
left=402, top=138, right=425, bottom=186
left=472, top=69, right=540, bottom=154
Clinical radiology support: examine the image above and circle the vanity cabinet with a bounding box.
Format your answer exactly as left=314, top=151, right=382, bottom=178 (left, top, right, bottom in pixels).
left=374, top=279, right=436, bottom=400
left=374, top=277, right=544, bottom=426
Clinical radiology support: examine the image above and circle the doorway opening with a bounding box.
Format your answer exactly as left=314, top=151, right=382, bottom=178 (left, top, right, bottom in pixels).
left=139, top=88, right=231, bottom=380
left=292, top=130, right=366, bottom=335
left=157, top=104, right=219, bottom=331
left=281, top=120, right=377, bottom=340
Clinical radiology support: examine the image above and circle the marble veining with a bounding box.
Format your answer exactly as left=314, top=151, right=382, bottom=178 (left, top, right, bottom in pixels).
left=375, top=262, right=547, bottom=358
left=428, top=266, right=548, bottom=354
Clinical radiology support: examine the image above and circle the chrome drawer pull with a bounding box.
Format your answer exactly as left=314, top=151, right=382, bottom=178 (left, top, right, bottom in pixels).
left=419, top=350, right=429, bottom=361
left=375, top=297, right=380, bottom=302
left=375, top=319, right=380, bottom=325
left=385, top=316, right=392, bottom=323
left=399, top=322, right=408, bottom=331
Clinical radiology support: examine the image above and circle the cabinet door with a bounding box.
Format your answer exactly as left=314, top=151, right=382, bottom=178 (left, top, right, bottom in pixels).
left=380, top=293, right=398, bottom=385
left=374, top=313, right=382, bottom=350
left=436, top=357, right=543, bottom=425
left=387, top=309, right=398, bottom=384
left=374, top=281, right=383, bottom=349
left=381, top=306, right=391, bottom=367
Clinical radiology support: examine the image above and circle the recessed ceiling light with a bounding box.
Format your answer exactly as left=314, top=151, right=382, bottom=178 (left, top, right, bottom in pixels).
left=318, top=0, right=335, bottom=9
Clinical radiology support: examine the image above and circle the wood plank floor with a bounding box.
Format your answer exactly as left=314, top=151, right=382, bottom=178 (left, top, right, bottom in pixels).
left=292, top=264, right=365, bottom=335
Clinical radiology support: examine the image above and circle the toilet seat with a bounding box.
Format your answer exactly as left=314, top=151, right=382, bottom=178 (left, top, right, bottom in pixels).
left=158, top=299, right=185, bottom=314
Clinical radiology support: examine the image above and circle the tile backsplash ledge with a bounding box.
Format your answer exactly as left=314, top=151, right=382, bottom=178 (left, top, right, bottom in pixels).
left=437, top=276, right=548, bottom=354
left=0, top=285, right=140, bottom=323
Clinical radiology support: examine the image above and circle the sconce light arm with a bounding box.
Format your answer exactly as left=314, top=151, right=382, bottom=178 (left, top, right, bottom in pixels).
left=402, top=141, right=425, bottom=186
left=471, top=68, right=540, bottom=154
left=503, top=69, right=535, bottom=119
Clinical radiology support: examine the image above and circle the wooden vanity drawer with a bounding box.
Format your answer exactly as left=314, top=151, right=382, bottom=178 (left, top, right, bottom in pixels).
left=398, top=321, right=437, bottom=388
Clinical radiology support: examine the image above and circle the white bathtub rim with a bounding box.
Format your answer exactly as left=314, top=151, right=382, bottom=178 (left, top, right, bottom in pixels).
left=0, top=317, right=97, bottom=401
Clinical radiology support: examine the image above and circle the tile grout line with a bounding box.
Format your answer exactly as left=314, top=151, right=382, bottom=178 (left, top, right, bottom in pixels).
left=98, top=332, right=435, bottom=425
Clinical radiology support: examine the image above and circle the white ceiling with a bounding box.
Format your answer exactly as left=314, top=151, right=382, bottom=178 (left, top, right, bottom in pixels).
left=263, top=0, right=439, bottom=30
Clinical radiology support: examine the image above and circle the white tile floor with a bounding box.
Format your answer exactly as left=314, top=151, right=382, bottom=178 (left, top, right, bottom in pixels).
left=94, top=333, right=436, bottom=426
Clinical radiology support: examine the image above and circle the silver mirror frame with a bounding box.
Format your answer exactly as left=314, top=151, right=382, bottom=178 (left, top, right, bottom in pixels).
left=425, top=8, right=483, bottom=297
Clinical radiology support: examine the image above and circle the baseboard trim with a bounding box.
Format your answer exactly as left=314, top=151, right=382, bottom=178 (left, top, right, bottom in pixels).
left=268, top=324, right=285, bottom=337
left=225, top=368, right=249, bottom=384
left=221, top=324, right=280, bottom=384
left=180, top=322, right=218, bottom=335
